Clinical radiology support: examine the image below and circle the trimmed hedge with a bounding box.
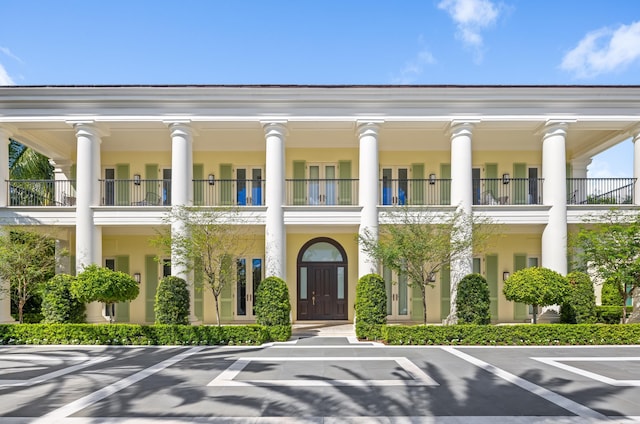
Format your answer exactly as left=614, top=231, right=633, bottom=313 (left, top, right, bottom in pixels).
left=382, top=324, right=640, bottom=345
left=154, top=276, right=190, bottom=325
left=596, top=306, right=624, bottom=324
left=0, top=324, right=283, bottom=345
left=456, top=273, right=491, bottom=325
left=355, top=273, right=387, bottom=340
left=255, top=277, right=291, bottom=326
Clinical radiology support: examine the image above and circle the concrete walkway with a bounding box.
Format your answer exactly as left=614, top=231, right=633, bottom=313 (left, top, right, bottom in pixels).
left=291, top=322, right=356, bottom=338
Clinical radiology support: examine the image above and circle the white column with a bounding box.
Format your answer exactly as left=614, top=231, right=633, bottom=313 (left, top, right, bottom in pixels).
left=263, top=121, right=287, bottom=279
left=571, top=158, right=591, bottom=204
left=74, top=123, right=103, bottom=323
left=357, top=121, right=381, bottom=277
left=541, top=122, right=568, bottom=275
left=0, top=128, right=11, bottom=208
left=167, top=123, right=198, bottom=322
left=634, top=131, right=640, bottom=205
left=446, top=121, right=475, bottom=324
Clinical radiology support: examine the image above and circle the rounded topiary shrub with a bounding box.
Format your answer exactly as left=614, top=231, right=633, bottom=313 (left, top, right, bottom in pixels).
left=560, top=271, right=596, bottom=324
left=456, top=273, right=491, bottom=325
left=41, top=274, right=86, bottom=324
left=601, top=278, right=623, bottom=306
left=354, top=273, right=387, bottom=339
left=255, top=276, right=291, bottom=326
left=154, top=276, right=190, bottom=325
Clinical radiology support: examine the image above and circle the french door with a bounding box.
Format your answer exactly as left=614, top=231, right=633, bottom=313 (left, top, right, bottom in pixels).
left=236, top=167, right=263, bottom=206
left=236, top=258, right=263, bottom=319
left=381, top=167, right=409, bottom=205
left=308, top=164, right=337, bottom=205
left=383, top=266, right=410, bottom=320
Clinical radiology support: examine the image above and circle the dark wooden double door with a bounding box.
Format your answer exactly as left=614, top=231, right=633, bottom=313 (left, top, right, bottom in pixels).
left=298, top=264, right=347, bottom=320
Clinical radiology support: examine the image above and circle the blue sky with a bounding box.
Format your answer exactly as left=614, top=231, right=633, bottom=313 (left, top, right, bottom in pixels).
left=1, top=0, right=639, bottom=176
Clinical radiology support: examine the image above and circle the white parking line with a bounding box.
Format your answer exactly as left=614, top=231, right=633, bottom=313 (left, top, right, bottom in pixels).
left=0, top=355, right=112, bottom=387
left=532, top=356, right=640, bottom=386
left=207, top=356, right=438, bottom=387
left=441, top=346, right=607, bottom=420
left=33, top=347, right=205, bottom=423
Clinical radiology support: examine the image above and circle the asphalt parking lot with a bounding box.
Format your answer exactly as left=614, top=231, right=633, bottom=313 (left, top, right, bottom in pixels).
left=1, top=337, right=640, bottom=423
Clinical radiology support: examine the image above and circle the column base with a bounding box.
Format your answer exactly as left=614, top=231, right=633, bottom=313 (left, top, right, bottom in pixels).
left=85, top=302, right=109, bottom=324
left=536, top=306, right=560, bottom=324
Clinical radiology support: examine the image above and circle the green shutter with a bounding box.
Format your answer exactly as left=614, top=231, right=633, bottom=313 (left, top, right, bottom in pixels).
left=145, top=255, right=158, bottom=323
left=513, top=254, right=528, bottom=320
left=115, top=255, right=131, bottom=322
left=440, top=164, right=451, bottom=205
left=411, top=163, right=425, bottom=205
left=439, top=265, right=451, bottom=321
left=194, top=257, right=204, bottom=321
left=486, top=254, right=498, bottom=321
left=293, top=161, right=306, bottom=205
left=145, top=164, right=159, bottom=200
left=411, top=280, right=425, bottom=322
left=70, top=256, right=76, bottom=276
left=513, top=163, right=527, bottom=205
left=485, top=163, right=498, bottom=201
left=338, top=160, right=352, bottom=205
left=193, top=164, right=204, bottom=206
left=220, top=164, right=233, bottom=205
left=115, top=164, right=130, bottom=206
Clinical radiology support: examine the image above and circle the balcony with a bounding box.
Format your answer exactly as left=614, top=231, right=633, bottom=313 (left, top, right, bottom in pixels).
left=8, top=180, right=77, bottom=206
left=379, top=178, right=451, bottom=206
left=473, top=178, right=544, bottom=205
left=567, top=178, right=635, bottom=205
left=4, top=177, right=637, bottom=207
left=286, top=179, right=359, bottom=205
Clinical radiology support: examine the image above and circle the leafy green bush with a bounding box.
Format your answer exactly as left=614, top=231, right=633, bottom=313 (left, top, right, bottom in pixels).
left=41, top=274, right=85, bottom=324
left=154, top=276, right=190, bottom=325
left=0, top=324, right=272, bottom=345
left=72, top=265, right=140, bottom=304
left=503, top=267, right=569, bottom=323
left=255, top=277, right=291, bottom=326
left=560, top=272, right=596, bottom=324
left=595, top=306, right=624, bottom=324
left=381, top=323, right=640, bottom=345
left=601, top=279, right=624, bottom=306
left=354, top=273, right=387, bottom=339
left=456, top=273, right=490, bottom=324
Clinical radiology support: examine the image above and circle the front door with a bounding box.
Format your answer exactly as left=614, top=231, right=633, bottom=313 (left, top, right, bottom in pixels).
left=297, top=238, right=348, bottom=320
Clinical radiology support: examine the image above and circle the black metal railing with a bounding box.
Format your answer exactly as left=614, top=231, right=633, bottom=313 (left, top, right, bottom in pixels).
left=285, top=179, right=359, bottom=205
left=7, top=180, right=77, bottom=206
left=100, top=179, right=170, bottom=206
left=193, top=179, right=265, bottom=206
left=379, top=178, right=451, bottom=206
left=472, top=178, right=544, bottom=205
left=567, top=178, right=635, bottom=205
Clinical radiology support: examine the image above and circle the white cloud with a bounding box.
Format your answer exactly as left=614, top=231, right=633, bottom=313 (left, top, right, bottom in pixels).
left=391, top=49, right=436, bottom=84
left=561, top=21, right=640, bottom=79
left=438, top=0, right=499, bottom=54
left=0, top=47, right=24, bottom=64
left=0, top=63, right=14, bottom=85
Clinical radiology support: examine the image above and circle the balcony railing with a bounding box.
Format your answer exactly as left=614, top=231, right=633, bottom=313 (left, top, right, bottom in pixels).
left=286, top=179, right=359, bottom=205
left=193, top=179, right=264, bottom=206
left=567, top=178, right=635, bottom=205
left=379, top=179, right=451, bottom=206
left=8, top=180, right=77, bottom=206
left=4, top=177, right=637, bottom=207
left=473, top=178, right=544, bottom=205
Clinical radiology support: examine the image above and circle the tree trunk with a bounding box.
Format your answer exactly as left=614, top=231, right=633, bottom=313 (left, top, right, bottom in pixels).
left=213, top=292, right=221, bottom=327
left=18, top=299, right=24, bottom=324
left=421, top=286, right=427, bottom=325
left=532, top=304, right=538, bottom=324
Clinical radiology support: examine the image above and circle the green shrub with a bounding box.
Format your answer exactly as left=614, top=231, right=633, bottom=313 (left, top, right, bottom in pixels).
left=503, top=267, right=569, bottom=323
left=601, top=279, right=624, bottom=306
left=456, top=273, right=490, bottom=324
left=382, top=323, right=640, bottom=345
left=41, top=274, right=85, bottom=324
left=154, top=276, right=190, bottom=325
left=596, top=306, right=624, bottom=324
left=0, top=323, right=272, bottom=346
left=255, top=277, right=291, bottom=326
left=72, top=264, right=140, bottom=304
left=560, top=272, right=596, bottom=324
left=355, top=273, right=387, bottom=339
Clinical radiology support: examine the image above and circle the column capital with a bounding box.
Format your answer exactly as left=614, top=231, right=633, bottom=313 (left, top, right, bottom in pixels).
left=630, top=124, right=640, bottom=141
left=542, top=120, right=575, bottom=140
left=261, top=121, right=288, bottom=138
left=448, top=120, right=479, bottom=138
left=164, top=121, right=197, bottom=138
left=356, top=120, right=383, bottom=138
left=70, top=122, right=106, bottom=140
